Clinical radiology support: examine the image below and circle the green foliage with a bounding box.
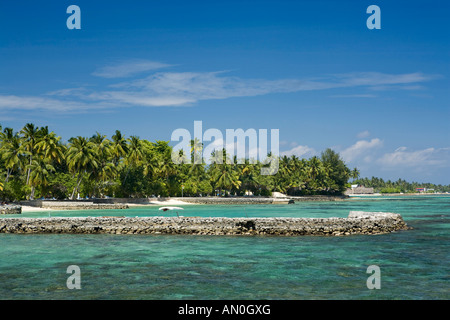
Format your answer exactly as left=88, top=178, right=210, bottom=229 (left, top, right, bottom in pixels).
left=9, top=122, right=439, bottom=200
left=119, top=166, right=150, bottom=198
left=197, top=180, right=213, bottom=196
left=47, top=172, right=77, bottom=199
left=1, top=178, right=29, bottom=201
left=354, top=177, right=449, bottom=193
left=320, top=149, right=350, bottom=194
left=380, top=187, right=402, bottom=194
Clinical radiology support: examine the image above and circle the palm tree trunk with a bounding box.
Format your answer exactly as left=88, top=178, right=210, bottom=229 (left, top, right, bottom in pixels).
left=26, top=155, right=32, bottom=185
left=71, top=173, right=83, bottom=200
left=122, top=168, right=130, bottom=185
left=30, top=186, right=35, bottom=200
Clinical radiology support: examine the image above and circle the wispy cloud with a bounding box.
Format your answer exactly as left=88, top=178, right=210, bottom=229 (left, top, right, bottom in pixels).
left=0, top=94, right=117, bottom=112
left=92, top=59, right=172, bottom=78
left=368, top=84, right=425, bottom=91
left=87, top=71, right=436, bottom=107
left=331, top=94, right=377, bottom=98
left=378, top=146, right=450, bottom=168
left=356, top=130, right=371, bottom=139
left=281, top=145, right=317, bottom=158
left=337, top=138, right=450, bottom=177
left=329, top=72, right=435, bottom=87
left=1, top=61, right=439, bottom=112
left=340, top=138, right=383, bottom=163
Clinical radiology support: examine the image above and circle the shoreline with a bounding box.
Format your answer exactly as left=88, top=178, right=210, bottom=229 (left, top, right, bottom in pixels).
left=10, top=193, right=448, bottom=213
left=349, top=193, right=450, bottom=197
left=21, top=206, right=54, bottom=213
left=15, top=195, right=345, bottom=212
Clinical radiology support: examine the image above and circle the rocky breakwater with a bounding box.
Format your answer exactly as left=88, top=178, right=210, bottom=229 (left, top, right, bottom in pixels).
left=0, top=205, right=22, bottom=215
left=20, top=200, right=128, bottom=210
left=178, top=197, right=285, bottom=205
left=0, top=211, right=410, bottom=236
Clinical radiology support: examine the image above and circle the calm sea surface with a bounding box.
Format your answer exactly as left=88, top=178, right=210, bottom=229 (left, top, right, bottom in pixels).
left=0, top=196, right=448, bottom=299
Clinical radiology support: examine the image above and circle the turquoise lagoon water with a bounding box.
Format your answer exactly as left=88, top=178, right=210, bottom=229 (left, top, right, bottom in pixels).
left=0, top=196, right=448, bottom=300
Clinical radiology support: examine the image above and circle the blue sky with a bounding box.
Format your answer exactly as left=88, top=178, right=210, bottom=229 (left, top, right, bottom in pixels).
left=0, top=0, right=449, bottom=184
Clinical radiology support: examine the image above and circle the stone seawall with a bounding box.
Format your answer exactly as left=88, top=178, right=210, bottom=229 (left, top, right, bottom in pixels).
left=0, top=211, right=410, bottom=236
left=40, top=204, right=129, bottom=210
left=19, top=200, right=128, bottom=210
left=176, top=197, right=292, bottom=205
left=155, top=196, right=347, bottom=205
left=19, top=196, right=348, bottom=210
left=0, top=205, right=22, bottom=215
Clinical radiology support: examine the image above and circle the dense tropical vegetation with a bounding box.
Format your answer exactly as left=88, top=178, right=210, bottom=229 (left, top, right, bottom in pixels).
left=0, top=123, right=447, bottom=201
left=353, top=177, right=450, bottom=194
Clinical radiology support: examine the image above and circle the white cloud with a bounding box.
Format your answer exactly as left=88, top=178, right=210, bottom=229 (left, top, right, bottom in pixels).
left=369, top=84, right=425, bottom=91
left=89, top=71, right=436, bottom=108
left=114, top=71, right=435, bottom=100
left=2, top=67, right=439, bottom=113
left=340, top=138, right=383, bottom=163
left=89, top=91, right=196, bottom=107
left=331, top=94, right=377, bottom=98
left=378, top=147, right=450, bottom=167
left=113, top=71, right=303, bottom=101
left=331, top=72, right=435, bottom=87
left=281, top=145, right=317, bottom=159
left=357, top=130, right=370, bottom=139
left=0, top=94, right=105, bottom=112
left=92, top=59, right=172, bottom=78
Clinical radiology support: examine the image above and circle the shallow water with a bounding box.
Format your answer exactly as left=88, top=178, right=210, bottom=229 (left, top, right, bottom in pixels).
left=0, top=196, right=449, bottom=299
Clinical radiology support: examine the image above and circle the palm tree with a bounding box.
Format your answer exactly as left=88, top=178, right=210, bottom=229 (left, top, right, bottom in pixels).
left=27, top=159, right=55, bottom=200
left=66, top=136, right=98, bottom=199
left=1, top=130, right=22, bottom=182
left=350, top=167, right=360, bottom=181
left=272, top=155, right=293, bottom=193
left=158, top=152, right=177, bottom=183
left=90, top=132, right=111, bottom=161
left=307, top=156, right=324, bottom=181
left=0, top=127, right=14, bottom=143
left=210, top=149, right=241, bottom=195
left=321, top=148, right=350, bottom=193
left=142, top=145, right=159, bottom=180
left=153, top=140, right=178, bottom=188
left=188, top=161, right=206, bottom=182
left=212, top=165, right=241, bottom=196
left=190, top=138, right=203, bottom=164
left=36, top=126, right=65, bottom=165
left=20, top=123, right=40, bottom=185
left=238, top=159, right=260, bottom=195
left=126, top=136, right=144, bottom=167
left=122, top=136, right=144, bottom=185
left=304, top=156, right=327, bottom=192
left=111, top=130, right=128, bottom=166
left=88, top=133, right=117, bottom=196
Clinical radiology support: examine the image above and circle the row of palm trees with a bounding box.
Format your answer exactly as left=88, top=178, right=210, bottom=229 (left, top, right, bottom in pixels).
left=354, top=177, right=450, bottom=193
left=0, top=123, right=358, bottom=200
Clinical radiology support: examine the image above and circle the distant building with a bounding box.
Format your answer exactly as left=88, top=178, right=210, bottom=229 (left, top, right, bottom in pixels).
left=416, top=188, right=433, bottom=193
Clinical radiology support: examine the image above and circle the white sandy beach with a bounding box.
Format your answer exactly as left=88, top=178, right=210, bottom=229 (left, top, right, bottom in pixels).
left=20, top=198, right=193, bottom=212
left=128, top=199, right=193, bottom=207
left=21, top=206, right=55, bottom=212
